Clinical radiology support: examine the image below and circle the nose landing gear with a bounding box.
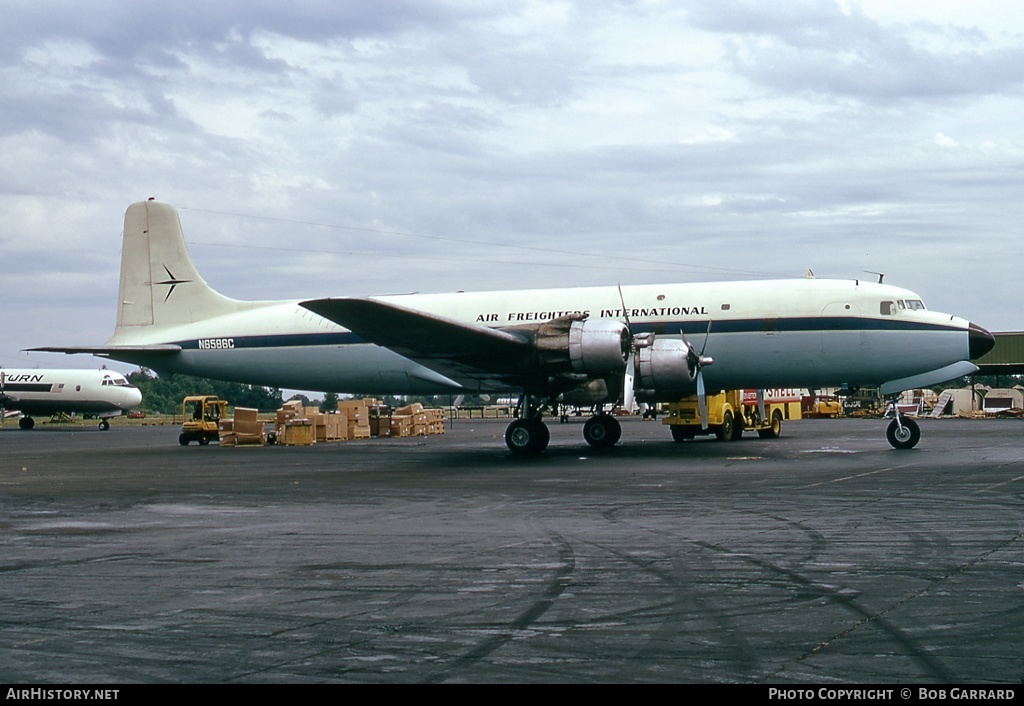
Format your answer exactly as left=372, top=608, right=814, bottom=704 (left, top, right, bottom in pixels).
left=885, top=398, right=921, bottom=450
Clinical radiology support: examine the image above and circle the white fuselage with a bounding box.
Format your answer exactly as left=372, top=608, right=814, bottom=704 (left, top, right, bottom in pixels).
left=0, top=369, right=142, bottom=418
left=103, top=278, right=974, bottom=395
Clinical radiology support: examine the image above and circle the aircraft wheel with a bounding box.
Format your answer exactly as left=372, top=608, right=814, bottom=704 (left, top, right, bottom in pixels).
left=19, top=416, right=35, bottom=430
left=505, top=419, right=549, bottom=456
left=179, top=433, right=191, bottom=446
left=670, top=425, right=695, bottom=442
left=758, top=410, right=783, bottom=439
left=98, top=419, right=110, bottom=431
left=886, top=416, right=920, bottom=450
left=534, top=421, right=550, bottom=451
left=715, top=410, right=735, bottom=441
left=583, top=414, right=621, bottom=448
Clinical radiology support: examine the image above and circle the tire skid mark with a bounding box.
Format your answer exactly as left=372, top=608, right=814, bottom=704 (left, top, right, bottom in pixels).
left=790, top=529, right=1024, bottom=674
left=605, top=538, right=762, bottom=680
left=585, top=504, right=837, bottom=679
left=425, top=530, right=575, bottom=683
left=694, top=539, right=968, bottom=683
left=600, top=503, right=956, bottom=682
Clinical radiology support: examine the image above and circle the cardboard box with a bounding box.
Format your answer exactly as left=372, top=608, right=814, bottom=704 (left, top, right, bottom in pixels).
left=390, top=415, right=414, bottom=437
left=281, top=421, right=315, bottom=446
left=235, top=432, right=265, bottom=446
left=234, top=407, right=260, bottom=424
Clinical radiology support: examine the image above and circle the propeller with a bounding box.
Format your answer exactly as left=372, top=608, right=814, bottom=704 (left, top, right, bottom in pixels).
left=617, top=284, right=635, bottom=414
left=617, top=285, right=713, bottom=425
left=681, top=321, right=714, bottom=429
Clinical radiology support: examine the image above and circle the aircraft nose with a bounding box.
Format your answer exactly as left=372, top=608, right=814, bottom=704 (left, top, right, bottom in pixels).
left=125, top=387, right=143, bottom=409
left=969, top=322, right=995, bottom=360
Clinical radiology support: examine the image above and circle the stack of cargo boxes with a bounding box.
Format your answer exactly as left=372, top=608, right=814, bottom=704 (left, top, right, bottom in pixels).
left=337, top=399, right=372, bottom=440
left=275, top=400, right=313, bottom=445
left=222, top=399, right=447, bottom=447
left=219, top=407, right=266, bottom=446
left=365, top=399, right=391, bottom=437
left=389, top=402, right=445, bottom=437
left=275, top=400, right=347, bottom=446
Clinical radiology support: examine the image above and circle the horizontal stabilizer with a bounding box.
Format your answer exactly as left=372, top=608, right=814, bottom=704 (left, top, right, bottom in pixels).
left=880, top=360, right=978, bottom=396
left=26, top=344, right=182, bottom=356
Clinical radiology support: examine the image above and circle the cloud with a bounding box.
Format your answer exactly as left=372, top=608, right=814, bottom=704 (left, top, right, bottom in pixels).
left=2, top=0, right=1023, bottom=374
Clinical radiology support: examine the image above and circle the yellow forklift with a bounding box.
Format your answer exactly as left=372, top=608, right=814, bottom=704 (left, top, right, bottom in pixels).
left=179, top=395, right=228, bottom=446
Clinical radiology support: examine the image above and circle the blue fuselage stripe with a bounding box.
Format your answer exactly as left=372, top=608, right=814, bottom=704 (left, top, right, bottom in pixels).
left=170, top=317, right=962, bottom=350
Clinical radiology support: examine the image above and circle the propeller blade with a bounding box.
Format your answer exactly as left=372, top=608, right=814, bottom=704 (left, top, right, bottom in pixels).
left=697, top=369, right=708, bottom=430
left=617, top=282, right=631, bottom=333
left=618, top=282, right=635, bottom=413
left=622, top=354, right=635, bottom=413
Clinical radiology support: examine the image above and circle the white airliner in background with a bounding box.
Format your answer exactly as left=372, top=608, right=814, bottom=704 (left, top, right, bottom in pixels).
left=0, top=368, right=142, bottom=430
left=33, top=199, right=994, bottom=453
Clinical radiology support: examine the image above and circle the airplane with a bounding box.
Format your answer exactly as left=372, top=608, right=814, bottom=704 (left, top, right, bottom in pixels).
left=32, top=198, right=994, bottom=453
left=0, top=368, right=143, bottom=430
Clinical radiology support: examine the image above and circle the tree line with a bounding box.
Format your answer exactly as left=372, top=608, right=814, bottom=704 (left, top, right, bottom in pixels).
left=127, top=369, right=283, bottom=414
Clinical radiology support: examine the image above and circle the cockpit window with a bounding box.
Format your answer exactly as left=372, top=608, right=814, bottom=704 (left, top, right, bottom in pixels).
left=882, top=299, right=926, bottom=315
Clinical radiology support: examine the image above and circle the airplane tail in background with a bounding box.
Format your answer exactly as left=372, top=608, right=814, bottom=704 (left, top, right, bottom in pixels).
left=115, top=199, right=250, bottom=332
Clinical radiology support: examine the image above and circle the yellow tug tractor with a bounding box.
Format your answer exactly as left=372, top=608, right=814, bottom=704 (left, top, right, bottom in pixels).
left=663, top=389, right=802, bottom=442
left=179, top=395, right=228, bottom=446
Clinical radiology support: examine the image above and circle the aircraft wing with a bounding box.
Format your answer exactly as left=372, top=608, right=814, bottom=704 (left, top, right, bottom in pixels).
left=301, top=298, right=536, bottom=387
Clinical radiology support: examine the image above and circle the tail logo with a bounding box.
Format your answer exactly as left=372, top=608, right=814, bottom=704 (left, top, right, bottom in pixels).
left=155, top=264, right=193, bottom=302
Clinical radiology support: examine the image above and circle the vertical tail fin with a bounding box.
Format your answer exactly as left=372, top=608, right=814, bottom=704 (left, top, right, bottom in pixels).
left=115, top=199, right=247, bottom=331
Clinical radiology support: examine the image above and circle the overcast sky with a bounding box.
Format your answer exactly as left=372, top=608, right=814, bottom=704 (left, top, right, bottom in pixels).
left=3, top=0, right=1022, bottom=379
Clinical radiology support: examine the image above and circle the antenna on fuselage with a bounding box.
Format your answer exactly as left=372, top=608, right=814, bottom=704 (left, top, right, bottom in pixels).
left=865, top=270, right=885, bottom=284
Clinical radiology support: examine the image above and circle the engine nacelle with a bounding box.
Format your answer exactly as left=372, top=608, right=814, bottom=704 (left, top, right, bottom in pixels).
left=568, top=319, right=630, bottom=375
left=531, top=315, right=630, bottom=376
left=632, top=334, right=699, bottom=399
left=558, top=378, right=619, bottom=406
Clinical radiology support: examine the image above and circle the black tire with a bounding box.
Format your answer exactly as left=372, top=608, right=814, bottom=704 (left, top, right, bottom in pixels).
left=886, top=416, right=920, bottom=450
left=98, top=419, right=110, bottom=431
left=19, top=416, right=35, bottom=430
left=179, top=433, right=191, bottom=446
left=533, top=421, right=550, bottom=452
left=670, top=425, right=696, bottom=442
left=198, top=434, right=211, bottom=445
left=505, top=419, right=548, bottom=456
left=583, top=414, right=621, bottom=448
left=715, top=410, right=735, bottom=441
left=758, top=410, right=783, bottom=439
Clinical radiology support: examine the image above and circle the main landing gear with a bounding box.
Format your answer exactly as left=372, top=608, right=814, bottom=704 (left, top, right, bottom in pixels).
left=582, top=413, right=621, bottom=448
left=504, top=395, right=622, bottom=456
left=505, top=417, right=550, bottom=455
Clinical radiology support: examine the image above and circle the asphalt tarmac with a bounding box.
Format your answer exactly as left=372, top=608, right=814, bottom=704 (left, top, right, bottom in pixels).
left=1, top=416, right=1022, bottom=684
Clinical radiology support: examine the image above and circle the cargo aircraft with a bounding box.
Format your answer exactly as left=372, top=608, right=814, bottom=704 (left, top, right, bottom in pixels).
left=0, top=368, right=142, bottom=430
left=32, top=199, right=994, bottom=454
